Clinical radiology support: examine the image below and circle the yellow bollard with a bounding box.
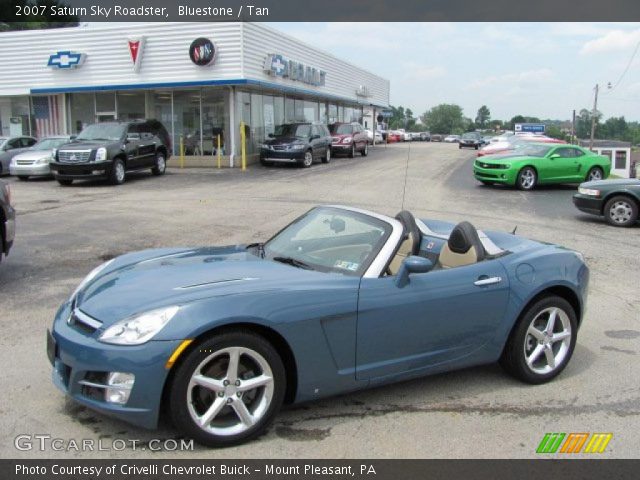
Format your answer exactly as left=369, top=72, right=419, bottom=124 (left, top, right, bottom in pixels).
left=179, top=136, right=184, bottom=169
left=240, top=121, right=246, bottom=171
left=217, top=134, right=221, bottom=169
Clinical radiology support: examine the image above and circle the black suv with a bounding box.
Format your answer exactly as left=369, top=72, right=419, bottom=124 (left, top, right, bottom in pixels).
left=0, top=180, right=15, bottom=263
left=260, top=123, right=332, bottom=167
left=50, top=120, right=171, bottom=186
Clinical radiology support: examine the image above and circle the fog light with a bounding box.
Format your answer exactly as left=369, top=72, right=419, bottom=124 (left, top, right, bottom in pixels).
left=501, top=174, right=506, bottom=179
left=92, top=170, right=102, bottom=175
left=105, top=372, right=135, bottom=405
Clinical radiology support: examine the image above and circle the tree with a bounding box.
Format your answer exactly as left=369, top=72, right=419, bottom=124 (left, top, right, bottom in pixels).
left=575, top=108, right=602, bottom=139
left=475, top=105, right=491, bottom=129
left=420, top=104, right=466, bottom=134
left=601, top=116, right=628, bottom=140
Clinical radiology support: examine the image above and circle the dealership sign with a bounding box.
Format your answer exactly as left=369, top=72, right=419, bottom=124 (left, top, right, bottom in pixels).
left=127, top=37, right=146, bottom=73
left=47, top=51, right=86, bottom=69
left=515, top=123, right=545, bottom=133
left=189, top=37, right=216, bottom=66
left=263, top=54, right=326, bottom=87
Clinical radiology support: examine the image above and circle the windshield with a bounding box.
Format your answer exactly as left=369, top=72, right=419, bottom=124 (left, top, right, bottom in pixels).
left=462, top=133, right=477, bottom=139
left=30, top=138, right=69, bottom=150
left=513, top=144, right=552, bottom=157
left=332, top=124, right=353, bottom=134
left=274, top=124, right=311, bottom=138
left=76, top=124, right=126, bottom=141
left=263, top=207, right=391, bottom=276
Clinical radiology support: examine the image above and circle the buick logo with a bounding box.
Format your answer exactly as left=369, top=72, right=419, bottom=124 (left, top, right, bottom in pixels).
left=189, top=38, right=215, bottom=66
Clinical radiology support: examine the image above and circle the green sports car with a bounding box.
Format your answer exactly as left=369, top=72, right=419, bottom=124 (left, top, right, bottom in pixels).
left=473, top=144, right=611, bottom=190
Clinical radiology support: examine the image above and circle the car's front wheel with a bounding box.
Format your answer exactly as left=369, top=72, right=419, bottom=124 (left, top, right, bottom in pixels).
left=169, top=330, right=286, bottom=447
left=57, top=178, right=73, bottom=186
left=152, top=152, right=166, bottom=176
left=110, top=158, right=126, bottom=185
left=500, top=295, right=577, bottom=384
left=300, top=150, right=313, bottom=168
left=517, top=167, right=537, bottom=190
left=604, top=195, right=638, bottom=227
left=17, top=176, right=29, bottom=181
left=585, top=166, right=603, bottom=182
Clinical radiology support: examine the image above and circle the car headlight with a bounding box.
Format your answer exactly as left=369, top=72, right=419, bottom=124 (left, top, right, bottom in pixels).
left=70, top=259, right=115, bottom=302
left=98, top=306, right=180, bottom=345
left=342, top=137, right=353, bottom=144
left=259, top=143, right=271, bottom=150
left=578, top=187, right=600, bottom=196
left=290, top=144, right=305, bottom=150
left=37, top=156, right=51, bottom=164
left=95, top=147, right=107, bottom=162
left=52, top=148, right=57, bottom=160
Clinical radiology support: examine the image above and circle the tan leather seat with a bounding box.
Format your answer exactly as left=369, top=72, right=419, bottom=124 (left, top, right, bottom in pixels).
left=388, top=211, right=421, bottom=275
left=438, top=221, right=486, bottom=269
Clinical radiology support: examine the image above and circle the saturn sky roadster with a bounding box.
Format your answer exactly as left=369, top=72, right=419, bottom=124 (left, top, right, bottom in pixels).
left=47, top=205, right=589, bottom=446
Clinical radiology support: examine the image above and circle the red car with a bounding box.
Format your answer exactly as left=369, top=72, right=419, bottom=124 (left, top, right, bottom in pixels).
left=329, top=122, right=369, bottom=157
left=386, top=131, right=402, bottom=143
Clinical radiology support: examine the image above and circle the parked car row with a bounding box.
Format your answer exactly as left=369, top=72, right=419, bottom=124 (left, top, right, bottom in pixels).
left=0, top=135, right=38, bottom=175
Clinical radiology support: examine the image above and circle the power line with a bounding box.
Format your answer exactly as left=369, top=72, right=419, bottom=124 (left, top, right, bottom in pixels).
left=604, top=38, right=640, bottom=94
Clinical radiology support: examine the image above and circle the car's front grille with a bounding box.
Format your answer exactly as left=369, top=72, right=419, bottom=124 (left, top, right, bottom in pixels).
left=475, top=161, right=506, bottom=169
left=58, top=150, right=92, bottom=163
left=272, top=145, right=287, bottom=151
left=16, top=160, right=36, bottom=165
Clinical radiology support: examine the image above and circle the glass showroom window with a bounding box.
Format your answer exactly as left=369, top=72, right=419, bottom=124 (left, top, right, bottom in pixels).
left=117, top=91, right=145, bottom=121
left=0, top=96, right=31, bottom=136
left=284, top=97, right=295, bottom=123
left=294, top=99, right=305, bottom=123
left=147, top=91, right=173, bottom=154
left=303, top=100, right=319, bottom=123
left=248, top=93, right=264, bottom=155
left=173, top=90, right=201, bottom=156
left=95, top=92, right=116, bottom=122
left=202, top=88, right=229, bottom=156
left=328, top=104, right=338, bottom=124
left=69, top=93, right=95, bottom=134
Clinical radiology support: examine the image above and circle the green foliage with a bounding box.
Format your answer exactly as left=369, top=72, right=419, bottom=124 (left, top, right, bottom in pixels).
left=475, top=105, right=491, bottom=129
left=420, top=104, right=467, bottom=134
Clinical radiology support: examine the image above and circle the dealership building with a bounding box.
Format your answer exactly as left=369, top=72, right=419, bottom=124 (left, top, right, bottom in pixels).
left=0, top=23, right=390, bottom=166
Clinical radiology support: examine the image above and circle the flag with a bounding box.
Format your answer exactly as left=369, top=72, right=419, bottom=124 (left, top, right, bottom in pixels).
left=33, top=96, right=61, bottom=138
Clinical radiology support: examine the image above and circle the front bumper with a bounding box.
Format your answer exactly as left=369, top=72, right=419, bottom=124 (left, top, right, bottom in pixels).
left=473, top=164, right=517, bottom=185
left=50, top=161, right=112, bottom=180
left=260, top=149, right=306, bottom=162
left=460, top=142, right=480, bottom=148
left=49, top=301, right=183, bottom=429
left=572, top=194, right=603, bottom=215
left=2, top=204, right=15, bottom=254
left=10, top=163, right=51, bottom=177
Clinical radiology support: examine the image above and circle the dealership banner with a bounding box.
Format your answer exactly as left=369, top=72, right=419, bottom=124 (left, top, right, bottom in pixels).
left=3, top=460, right=640, bottom=480
left=3, top=0, right=640, bottom=22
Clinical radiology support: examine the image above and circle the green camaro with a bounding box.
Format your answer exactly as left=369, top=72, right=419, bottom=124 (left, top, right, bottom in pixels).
left=473, top=143, right=611, bottom=191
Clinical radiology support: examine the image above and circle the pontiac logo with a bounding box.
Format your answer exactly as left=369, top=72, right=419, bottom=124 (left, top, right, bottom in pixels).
left=127, top=37, right=146, bottom=73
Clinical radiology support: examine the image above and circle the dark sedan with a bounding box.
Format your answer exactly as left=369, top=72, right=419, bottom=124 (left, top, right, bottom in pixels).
left=459, top=132, right=484, bottom=150
left=0, top=180, right=15, bottom=263
left=573, top=178, right=640, bottom=227
left=260, top=123, right=332, bottom=167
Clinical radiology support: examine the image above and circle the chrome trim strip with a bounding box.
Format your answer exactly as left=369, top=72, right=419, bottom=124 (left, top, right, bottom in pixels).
left=78, top=380, right=132, bottom=390
left=174, top=278, right=259, bottom=290
left=136, top=250, right=197, bottom=265
left=74, top=309, right=103, bottom=330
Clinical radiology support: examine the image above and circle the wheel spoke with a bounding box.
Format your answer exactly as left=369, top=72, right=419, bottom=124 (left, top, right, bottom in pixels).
left=545, top=308, right=558, bottom=335
left=544, top=345, right=556, bottom=369
left=226, top=348, right=240, bottom=383
left=551, top=331, right=571, bottom=343
left=527, top=344, right=545, bottom=366
left=197, top=397, right=226, bottom=427
left=192, top=374, right=225, bottom=392
left=231, top=397, right=255, bottom=427
left=527, top=325, right=545, bottom=342
left=237, top=374, right=272, bottom=392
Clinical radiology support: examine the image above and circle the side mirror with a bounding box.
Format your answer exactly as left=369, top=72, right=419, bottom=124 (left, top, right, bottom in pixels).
left=395, top=256, right=434, bottom=288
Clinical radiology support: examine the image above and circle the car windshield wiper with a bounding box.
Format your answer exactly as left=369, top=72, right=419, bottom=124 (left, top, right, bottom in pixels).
left=272, top=256, right=312, bottom=270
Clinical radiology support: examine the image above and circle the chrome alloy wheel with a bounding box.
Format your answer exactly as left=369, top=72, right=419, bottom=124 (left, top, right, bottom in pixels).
left=523, top=307, right=572, bottom=375
left=519, top=169, right=536, bottom=189
left=609, top=200, right=633, bottom=224
left=115, top=162, right=125, bottom=183
left=587, top=168, right=602, bottom=181
left=157, top=154, right=166, bottom=172
left=303, top=151, right=313, bottom=167
left=187, top=346, right=274, bottom=437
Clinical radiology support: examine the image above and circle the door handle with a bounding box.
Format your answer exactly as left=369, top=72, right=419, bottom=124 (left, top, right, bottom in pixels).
left=474, top=276, right=502, bottom=286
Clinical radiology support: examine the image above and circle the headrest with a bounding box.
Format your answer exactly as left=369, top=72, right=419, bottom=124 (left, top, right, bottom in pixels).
left=448, top=221, right=486, bottom=261
left=395, top=210, right=421, bottom=255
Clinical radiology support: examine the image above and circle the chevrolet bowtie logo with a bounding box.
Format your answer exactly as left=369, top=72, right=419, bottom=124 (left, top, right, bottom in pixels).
left=47, top=51, right=87, bottom=69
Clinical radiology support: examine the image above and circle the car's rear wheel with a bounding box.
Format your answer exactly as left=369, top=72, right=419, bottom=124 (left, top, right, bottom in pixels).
left=321, top=147, right=331, bottom=164
left=361, top=143, right=368, bottom=157
left=604, top=195, right=638, bottom=227
left=152, top=152, right=166, bottom=176
left=500, top=295, right=577, bottom=384
left=110, top=158, right=126, bottom=185
left=17, top=176, right=29, bottom=181
left=57, top=179, right=73, bottom=186
left=300, top=150, right=313, bottom=168
left=169, top=330, right=286, bottom=447
left=517, top=167, right=537, bottom=191
left=585, top=166, right=603, bottom=182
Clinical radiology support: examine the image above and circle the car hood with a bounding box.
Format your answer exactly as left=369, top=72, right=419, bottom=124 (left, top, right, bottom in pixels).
left=581, top=178, right=640, bottom=188
left=478, top=152, right=532, bottom=163
left=75, top=246, right=323, bottom=324
left=12, top=150, right=52, bottom=161
left=58, top=141, right=110, bottom=150
left=265, top=137, right=304, bottom=146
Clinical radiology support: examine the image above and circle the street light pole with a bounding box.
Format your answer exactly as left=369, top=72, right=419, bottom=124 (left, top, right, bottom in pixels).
left=589, top=83, right=599, bottom=150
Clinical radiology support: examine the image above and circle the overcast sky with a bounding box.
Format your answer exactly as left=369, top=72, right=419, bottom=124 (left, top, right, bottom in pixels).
left=269, top=23, right=640, bottom=122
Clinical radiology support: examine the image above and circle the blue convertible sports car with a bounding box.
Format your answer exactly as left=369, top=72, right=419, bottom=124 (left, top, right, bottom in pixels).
left=47, top=206, right=589, bottom=446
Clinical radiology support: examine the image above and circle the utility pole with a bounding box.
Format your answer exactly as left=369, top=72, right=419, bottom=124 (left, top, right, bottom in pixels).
left=589, top=84, right=599, bottom=150
left=571, top=109, right=576, bottom=144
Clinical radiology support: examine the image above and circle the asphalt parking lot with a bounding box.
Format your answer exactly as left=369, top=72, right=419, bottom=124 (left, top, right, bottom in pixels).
left=1, top=142, right=638, bottom=458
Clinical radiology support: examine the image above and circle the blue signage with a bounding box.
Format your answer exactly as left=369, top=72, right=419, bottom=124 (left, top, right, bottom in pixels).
left=380, top=110, right=393, bottom=118
left=47, top=51, right=86, bottom=69
left=515, top=123, right=545, bottom=133
left=263, top=54, right=326, bottom=87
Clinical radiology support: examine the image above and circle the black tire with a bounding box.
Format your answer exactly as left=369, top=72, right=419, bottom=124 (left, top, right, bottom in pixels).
left=604, top=195, right=639, bottom=227
left=458, top=145, right=462, bottom=149
left=299, top=150, right=313, bottom=168
left=321, top=147, right=331, bottom=164
left=361, top=143, right=368, bottom=157
left=57, top=179, right=73, bottom=186
left=500, top=295, right=577, bottom=384
left=474, top=145, right=479, bottom=150
left=348, top=144, right=355, bottom=158
left=585, top=166, right=604, bottom=182
left=17, top=176, right=29, bottom=181
left=169, top=330, right=286, bottom=447
left=260, top=159, right=274, bottom=167
left=151, top=151, right=166, bottom=176
left=517, top=167, right=537, bottom=191
left=109, top=158, right=126, bottom=185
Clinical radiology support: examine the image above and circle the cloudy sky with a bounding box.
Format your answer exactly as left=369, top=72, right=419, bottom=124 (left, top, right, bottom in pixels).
left=269, top=23, right=640, bottom=122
